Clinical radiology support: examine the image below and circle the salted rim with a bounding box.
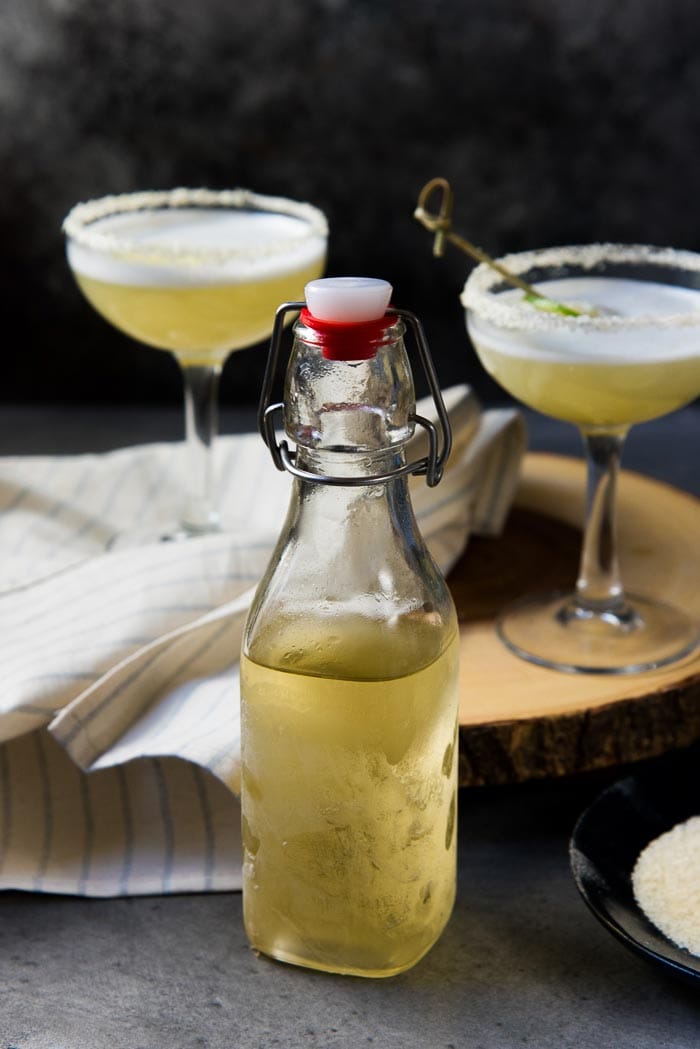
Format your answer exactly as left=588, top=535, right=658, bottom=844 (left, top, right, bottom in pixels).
left=461, top=243, right=700, bottom=332
left=62, top=187, right=329, bottom=265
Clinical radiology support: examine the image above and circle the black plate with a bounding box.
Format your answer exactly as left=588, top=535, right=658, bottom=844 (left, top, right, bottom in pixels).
left=569, top=747, right=700, bottom=983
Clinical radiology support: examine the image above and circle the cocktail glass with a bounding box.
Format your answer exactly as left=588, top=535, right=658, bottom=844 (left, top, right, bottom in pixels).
left=63, top=188, right=328, bottom=543
left=463, top=243, right=700, bottom=674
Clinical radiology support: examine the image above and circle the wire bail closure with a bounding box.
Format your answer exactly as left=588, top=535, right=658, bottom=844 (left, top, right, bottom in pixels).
left=258, top=302, right=452, bottom=488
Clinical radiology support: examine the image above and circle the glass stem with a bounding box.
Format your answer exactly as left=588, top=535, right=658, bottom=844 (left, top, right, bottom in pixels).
left=181, top=363, right=222, bottom=533
left=575, top=429, right=629, bottom=613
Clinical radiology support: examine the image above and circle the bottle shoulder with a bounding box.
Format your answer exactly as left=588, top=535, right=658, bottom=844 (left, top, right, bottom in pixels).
left=243, top=472, right=457, bottom=678
left=244, top=595, right=457, bottom=681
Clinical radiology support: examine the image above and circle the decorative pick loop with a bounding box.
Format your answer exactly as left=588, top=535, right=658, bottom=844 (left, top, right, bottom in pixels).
left=414, top=177, right=591, bottom=316
left=414, top=177, right=454, bottom=258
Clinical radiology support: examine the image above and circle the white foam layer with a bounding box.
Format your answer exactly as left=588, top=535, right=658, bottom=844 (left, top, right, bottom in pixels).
left=468, top=277, right=700, bottom=363
left=64, top=191, right=328, bottom=287
left=305, top=277, right=392, bottom=322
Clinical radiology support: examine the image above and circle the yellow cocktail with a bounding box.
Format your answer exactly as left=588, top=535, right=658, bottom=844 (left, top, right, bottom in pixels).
left=463, top=244, right=700, bottom=673
left=64, top=189, right=328, bottom=539
left=468, top=274, right=700, bottom=430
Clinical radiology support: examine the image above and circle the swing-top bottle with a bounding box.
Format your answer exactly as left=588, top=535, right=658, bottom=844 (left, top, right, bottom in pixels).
left=240, top=277, right=459, bottom=977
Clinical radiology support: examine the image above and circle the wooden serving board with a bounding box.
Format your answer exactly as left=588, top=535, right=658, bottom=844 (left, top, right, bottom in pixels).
left=448, top=453, right=700, bottom=786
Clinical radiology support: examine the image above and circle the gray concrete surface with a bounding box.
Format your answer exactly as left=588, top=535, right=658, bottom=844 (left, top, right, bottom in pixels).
left=2, top=769, right=699, bottom=1049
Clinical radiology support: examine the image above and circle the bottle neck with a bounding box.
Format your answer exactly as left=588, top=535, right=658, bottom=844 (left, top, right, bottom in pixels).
left=293, top=445, right=408, bottom=485
left=283, top=316, right=416, bottom=457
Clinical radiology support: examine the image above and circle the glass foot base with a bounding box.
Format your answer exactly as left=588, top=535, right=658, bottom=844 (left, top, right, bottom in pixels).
left=498, top=591, right=700, bottom=675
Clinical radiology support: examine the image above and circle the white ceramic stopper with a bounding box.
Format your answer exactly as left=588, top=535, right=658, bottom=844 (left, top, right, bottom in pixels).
left=305, top=277, right=392, bottom=323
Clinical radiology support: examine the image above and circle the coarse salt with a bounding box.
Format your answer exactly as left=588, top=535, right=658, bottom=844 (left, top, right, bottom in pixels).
left=632, top=815, right=700, bottom=957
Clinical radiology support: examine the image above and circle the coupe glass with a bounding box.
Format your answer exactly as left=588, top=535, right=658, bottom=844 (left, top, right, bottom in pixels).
left=463, top=243, right=700, bottom=674
left=63, top=188, right=328, bottom=542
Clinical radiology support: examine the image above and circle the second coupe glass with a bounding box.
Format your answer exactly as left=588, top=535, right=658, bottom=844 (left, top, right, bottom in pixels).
left=463, top=243, right=700, bottom=674
left=64, top=188, right=328, bottom=542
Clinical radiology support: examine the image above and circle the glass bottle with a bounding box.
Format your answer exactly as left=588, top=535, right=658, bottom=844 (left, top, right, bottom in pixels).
left=240, top=277, right=459, bottom=978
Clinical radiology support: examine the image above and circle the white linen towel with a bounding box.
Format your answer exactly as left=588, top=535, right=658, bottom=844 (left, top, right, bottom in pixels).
left=0, top=386, right=525, bottom=895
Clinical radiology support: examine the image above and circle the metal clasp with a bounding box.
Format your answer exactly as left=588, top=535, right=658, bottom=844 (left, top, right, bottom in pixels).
left=257, top=302, right=452, bottom=488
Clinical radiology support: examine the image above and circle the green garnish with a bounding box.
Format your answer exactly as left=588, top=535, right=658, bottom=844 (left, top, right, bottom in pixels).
left=523, top=293, right=584, bottom=317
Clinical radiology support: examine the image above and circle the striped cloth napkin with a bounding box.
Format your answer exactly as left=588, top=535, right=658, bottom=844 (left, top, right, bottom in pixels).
left=0, top=386, right=525, bottom=896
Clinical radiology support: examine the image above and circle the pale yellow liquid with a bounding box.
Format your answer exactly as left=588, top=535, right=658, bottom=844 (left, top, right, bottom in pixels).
left=469, top=276, right=700, bottom=429
left=240, top=618, right=459, bottom=977
left=74, top=259, right=323, bottom=366
left=474, top=345, right=700, bottom=428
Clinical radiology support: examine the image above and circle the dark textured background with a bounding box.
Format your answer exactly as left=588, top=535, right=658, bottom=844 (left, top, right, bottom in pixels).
left=3, top=0, right=700, bottom=406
